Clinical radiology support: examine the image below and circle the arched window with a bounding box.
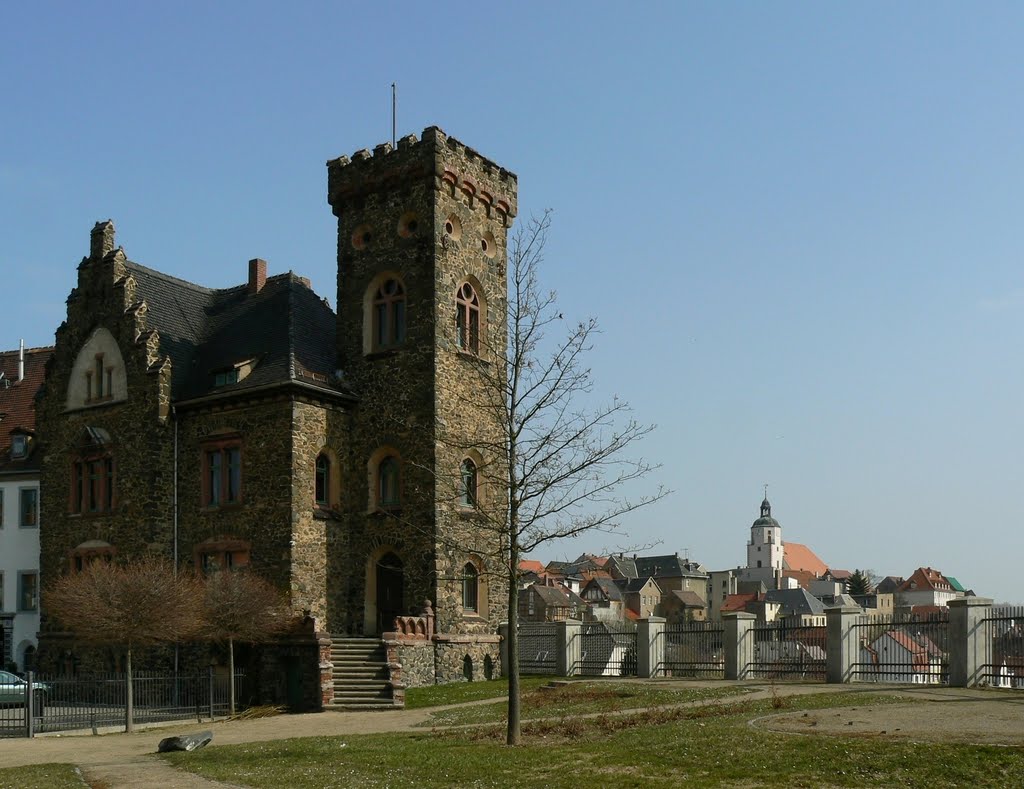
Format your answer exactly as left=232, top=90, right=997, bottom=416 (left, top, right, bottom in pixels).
left=315, top=453, right=330, bottom=506
left=455, top=282, right=481, bottom=354
left=372, top=278, right=406, bottom=350
left=459, top=458, right=478, bottom=508
left=462, top=562, right=479, bottom=611
left=378, top=455, right=400, bottom=508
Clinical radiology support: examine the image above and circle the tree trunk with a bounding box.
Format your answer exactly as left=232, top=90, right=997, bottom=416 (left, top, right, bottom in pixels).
left=125, top=647, right=134, bottom=734
left=506, top=539, right=521, bottom=745
left=229, top=636, right=236, bottom=715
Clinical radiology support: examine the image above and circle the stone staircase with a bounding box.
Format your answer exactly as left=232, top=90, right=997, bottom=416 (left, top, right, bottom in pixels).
left=327, top=637, right=398, bottom=710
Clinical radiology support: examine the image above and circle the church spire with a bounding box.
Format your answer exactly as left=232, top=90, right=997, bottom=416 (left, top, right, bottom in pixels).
left=760, top=485, right=771, bottom=518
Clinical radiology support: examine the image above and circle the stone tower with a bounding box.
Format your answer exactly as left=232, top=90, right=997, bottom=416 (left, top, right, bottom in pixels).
left=326, top=128, right=517, bottom=636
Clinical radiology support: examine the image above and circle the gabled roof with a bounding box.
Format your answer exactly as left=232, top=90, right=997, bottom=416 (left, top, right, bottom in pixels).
left=945, top=576, right=966, bottom=593
left=0, top=346, right=53, bottom=473
left=634, top=554, right=707, bottom=579
left=522, top=584, right=572, bottom=608
left=898, top=567, right=954, bottom=594
left=519, top=560, right=546, bottom=575
left=582, top=576, right=623, bottom=601
left=783, top=542, right=828, bottom=576
left=671, top=590, right=707, bottom=608
left=615, top=577, right=662, bottom=595
left=764, top=587, right=826, bottom=617
left=875, top=576, right=905, bottom=594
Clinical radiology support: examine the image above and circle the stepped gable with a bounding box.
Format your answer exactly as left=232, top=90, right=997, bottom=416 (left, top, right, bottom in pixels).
left=0, top=345, right=53, bottom=473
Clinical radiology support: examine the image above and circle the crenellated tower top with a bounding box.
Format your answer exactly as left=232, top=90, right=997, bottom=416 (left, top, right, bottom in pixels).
left=327, top=127, right=517, bottom=223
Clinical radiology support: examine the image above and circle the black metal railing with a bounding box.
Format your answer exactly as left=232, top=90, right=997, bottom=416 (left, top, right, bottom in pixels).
left=981, top=605, right=1024, bottom=688
left=656, top=621, right=725, bottom=678
left=518, top=623, right=557, bottom=674
left=747, top=621, right=827, bottom=680
left=849, top=612, right=949, bottom=685
left=575, top=622, right=637, bottom=676
left=0, top=669, right=243, bottom=738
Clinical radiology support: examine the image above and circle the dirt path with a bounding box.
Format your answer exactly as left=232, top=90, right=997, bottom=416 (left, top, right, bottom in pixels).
left=1, top=683, right=1021, bottom=788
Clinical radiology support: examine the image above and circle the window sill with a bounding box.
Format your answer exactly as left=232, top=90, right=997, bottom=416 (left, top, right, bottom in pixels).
left=201, top=503, right=244, bottom=513
left=67, top=510, right=117, bottom=519
left=456, top=350, right=491, bottom=366
left=365, top=348, right=402, bottom=361
left=368, top=506, right=402, bottom=516
left=313, top=507, right=342, bottom=521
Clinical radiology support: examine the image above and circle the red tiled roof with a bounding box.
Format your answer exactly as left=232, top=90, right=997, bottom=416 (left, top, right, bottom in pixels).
left=781, top=569, right=816, bottom=590
left=898, top=567, right=953, bottom=594
left=722, top=592, right=759, bottom=612
left=0, top=346, right=53, bottom=472
left=783, top=542, right=828, bottom=576
left=519, top=560, right=545, bottom=574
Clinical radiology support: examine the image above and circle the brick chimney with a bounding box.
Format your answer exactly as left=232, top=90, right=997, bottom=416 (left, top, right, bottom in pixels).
left=248, top=258, right=267, bottom=295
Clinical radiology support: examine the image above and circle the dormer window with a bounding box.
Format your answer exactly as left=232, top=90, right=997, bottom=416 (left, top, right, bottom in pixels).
left=214, top=369, right=240, bottom=387
left=10, top=434, right=27, bottom=460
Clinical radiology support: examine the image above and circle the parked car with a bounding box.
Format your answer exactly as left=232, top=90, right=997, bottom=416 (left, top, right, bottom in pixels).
left=0, top=670, right=49, bottom=715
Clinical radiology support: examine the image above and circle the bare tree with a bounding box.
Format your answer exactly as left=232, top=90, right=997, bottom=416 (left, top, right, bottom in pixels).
left=45, top=558, right=203, bottom=732
left=437, top=211, right=667, bottom=745
left=199, top=570, right=292, bottom=714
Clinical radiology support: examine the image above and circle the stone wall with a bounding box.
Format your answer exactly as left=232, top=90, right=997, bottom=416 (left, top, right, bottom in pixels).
left=390, top=635, right=502, bottom=689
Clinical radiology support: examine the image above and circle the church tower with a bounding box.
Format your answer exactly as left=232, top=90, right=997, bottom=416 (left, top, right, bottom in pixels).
left=746, top=496, right=785, bottom=587
left=326, top=128, right=517, bottom=636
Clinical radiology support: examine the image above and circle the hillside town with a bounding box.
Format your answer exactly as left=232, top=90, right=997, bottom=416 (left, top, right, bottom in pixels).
left=517, top=496, right=974, bottom=628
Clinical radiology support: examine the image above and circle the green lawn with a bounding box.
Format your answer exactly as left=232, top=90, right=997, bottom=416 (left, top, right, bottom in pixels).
left=162, top=691, right=1024, bottom=788
left=417, top=681, right=749, bottom=726
left=0, top=763, right=84, bottom=789
left=404, top=676, right=553, bottom=709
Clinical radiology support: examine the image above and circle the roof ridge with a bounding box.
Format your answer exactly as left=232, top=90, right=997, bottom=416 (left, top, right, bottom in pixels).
left=125, top=260, right=216, bottom=294
left=0, top=345, right=55, bottom=356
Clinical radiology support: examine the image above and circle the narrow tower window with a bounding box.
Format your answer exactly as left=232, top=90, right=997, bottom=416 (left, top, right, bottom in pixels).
left=455, top=282, right=481, bottom=355
left=373, top=279, right=406, bottom=349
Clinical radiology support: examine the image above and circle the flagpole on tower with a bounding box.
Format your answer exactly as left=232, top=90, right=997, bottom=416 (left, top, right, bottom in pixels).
left=391, top=82, right=396, bottom=147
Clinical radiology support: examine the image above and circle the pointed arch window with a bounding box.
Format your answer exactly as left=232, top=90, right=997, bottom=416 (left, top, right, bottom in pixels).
left=459, top=458, right=478, bottom=508
left=315, top=453, right=330, bottom=506
left=378, top=455, right=400, bottom=508
left=462, top=562, right=479, bottom=611
left=455, top=282, right=480, bottom=354
left=372, top=279, right=406, bottom=350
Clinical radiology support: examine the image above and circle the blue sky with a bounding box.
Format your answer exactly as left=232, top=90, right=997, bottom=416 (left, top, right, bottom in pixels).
left=4, top=3, right=1024, bottom=601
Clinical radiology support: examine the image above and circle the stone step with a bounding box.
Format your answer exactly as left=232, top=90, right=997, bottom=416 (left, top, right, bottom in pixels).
left=325, top=702, right=400, bottom=711
left=332, top=677, right=390, bottom=686
left=333, top=670, right=389, bottom=679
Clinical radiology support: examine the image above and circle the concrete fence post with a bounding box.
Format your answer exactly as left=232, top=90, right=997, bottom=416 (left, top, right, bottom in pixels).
left=948, top=597, right=993, bottom=688
left=637, top=617, right=666, bottom=678
left=826, top=605, right=863, bottom=684
left=723, top=612, right=756, bottom=680
left=556, top=619, right=583, bottom=677
left=498, top=622, right=510, bottom=677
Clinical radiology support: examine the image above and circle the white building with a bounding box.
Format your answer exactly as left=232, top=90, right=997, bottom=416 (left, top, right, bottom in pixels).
left=0, top=343, right=51, bottom=671
left=740, top=497, right=784, bottom=587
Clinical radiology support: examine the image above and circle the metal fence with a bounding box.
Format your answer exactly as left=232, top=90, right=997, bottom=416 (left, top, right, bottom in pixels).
left=575, top=621, right=637, bottom=676
left=747, top=621, right=827, bottom=680
left=0, top=670, right=242, bottom=738
left=656, top=621, right=725, bottom=678
left=849, top=612, right=949, bottom=685
left=518, top=623, right=557, bottom=674
left=981, top=605, right=1024, bottom=688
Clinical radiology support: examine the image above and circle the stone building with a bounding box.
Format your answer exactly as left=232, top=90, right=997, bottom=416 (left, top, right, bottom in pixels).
left=36, top=127, right=516, bottom=705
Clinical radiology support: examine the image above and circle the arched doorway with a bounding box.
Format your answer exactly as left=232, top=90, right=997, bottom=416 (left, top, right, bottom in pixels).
left=375, top=552, right=404, bottom=634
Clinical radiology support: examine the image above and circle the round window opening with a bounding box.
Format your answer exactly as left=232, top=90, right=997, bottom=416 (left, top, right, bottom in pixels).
left=351, top=224, right=373, bottom=251
left=481, top=231, right=496, bottom=259
left=444, top=214, right=463, bottom=241
left=398, top=212, right=420, bottom=239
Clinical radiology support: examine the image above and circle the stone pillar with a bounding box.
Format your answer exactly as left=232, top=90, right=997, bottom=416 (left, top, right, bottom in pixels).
left=949, top=597, right=993, bottom=688
left=498, top=622, right=509, bottom=677
left=317, top=632, right=334, bottom=708
left=723, top=612, right=756, bottom=680
left=637, top=617, right=666, bottom=678
left=556, top=619, right=583, bottom=677
left=825, top=605, right=863, bottom=684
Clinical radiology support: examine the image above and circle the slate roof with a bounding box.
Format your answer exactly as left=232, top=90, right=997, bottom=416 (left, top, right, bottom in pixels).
left=0, top=346, right=53, bottom=474
left=671, top=589, right=706, bottom=608
left=614, top=577, right=661, bottom=595
left=764, top=588, right=826, bottom=617
left=583, top=576, right=623, bottom=602
left=609, top=553, right=706, bottom=579
left=522, top=584, right=572, bottom=608
left=124, top=261, right=351, bottom=403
